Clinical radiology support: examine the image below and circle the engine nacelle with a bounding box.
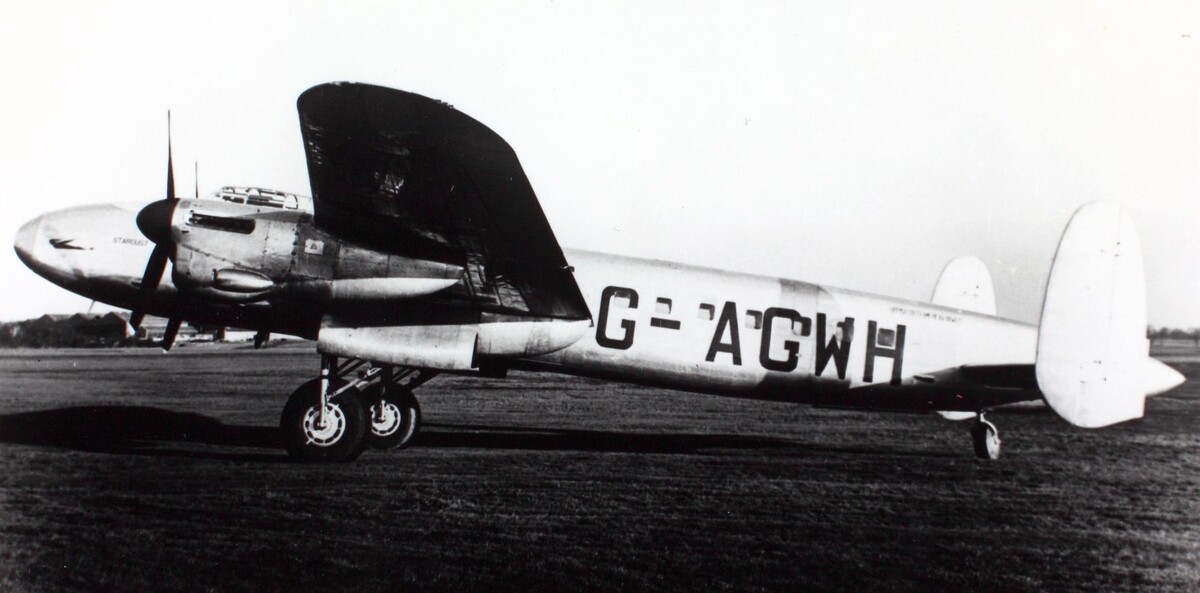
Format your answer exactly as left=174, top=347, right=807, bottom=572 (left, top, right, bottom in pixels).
left=166, top=198, right=464, bottom=304
left=318, top=319, right=591, bottom=371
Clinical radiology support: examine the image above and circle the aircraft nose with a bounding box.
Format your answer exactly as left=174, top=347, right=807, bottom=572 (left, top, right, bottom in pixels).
left=13, top=215, right=41, bottom=268
left=136, top=199, right=177, bottom=245
left=1144, top=358, right=1186, bottom=396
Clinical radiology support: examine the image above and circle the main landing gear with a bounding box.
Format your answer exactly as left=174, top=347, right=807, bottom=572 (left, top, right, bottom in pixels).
left=280, top=354, right=434, bottom=463
left=971, top=412, right=1001, bottom=460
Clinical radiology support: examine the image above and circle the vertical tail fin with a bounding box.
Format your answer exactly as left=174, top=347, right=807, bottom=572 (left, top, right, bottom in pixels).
left=1036, top=202, right=1154, bottom=428
left=931, top=255, right=996, bottom=315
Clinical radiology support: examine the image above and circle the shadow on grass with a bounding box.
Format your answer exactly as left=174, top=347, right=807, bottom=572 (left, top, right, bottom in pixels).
left=0, top=406, right=954, bottom=461
left=418, top=422, right=955, bottom=458
left=0, top=406, right=286, bottom=462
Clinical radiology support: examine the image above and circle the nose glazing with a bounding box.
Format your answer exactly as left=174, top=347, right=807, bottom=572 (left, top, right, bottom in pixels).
left=13, top=216, right=41, bottom=268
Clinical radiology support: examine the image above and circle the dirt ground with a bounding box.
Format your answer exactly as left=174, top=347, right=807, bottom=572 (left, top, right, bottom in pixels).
left=0, top=343, right=1197, bottom=592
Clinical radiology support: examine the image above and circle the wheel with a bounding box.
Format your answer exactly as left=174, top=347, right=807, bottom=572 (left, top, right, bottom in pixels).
left=280, top=378, right=368, bottom=463
left=363, top=384, right=421, bottom=450
left=971, top=416, right=1001, bottom=460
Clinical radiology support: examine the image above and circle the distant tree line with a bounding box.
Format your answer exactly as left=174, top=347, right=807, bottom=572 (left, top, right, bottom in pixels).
left=0, top=314, right=130, bottom=348
left=1147, top=326, right=1200, bottom=346
left=0, top=314, right=243, bottom=349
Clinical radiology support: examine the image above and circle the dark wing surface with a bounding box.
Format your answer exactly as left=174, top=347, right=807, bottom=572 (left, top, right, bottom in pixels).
left=297, top=82, right=589, bottom=320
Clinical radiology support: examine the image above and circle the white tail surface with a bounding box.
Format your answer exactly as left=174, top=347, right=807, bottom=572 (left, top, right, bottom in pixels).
left=1036, top=202, right=1147, bottom=428
left=931, top=255, right=996, bottom=315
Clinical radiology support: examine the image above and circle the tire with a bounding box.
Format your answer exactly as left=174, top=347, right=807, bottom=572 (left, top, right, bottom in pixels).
left=280, top=378, right=368, bottom=463
left=363, top=385, right=421, bottom=450
left=971, top=419, right=1001, bottom=460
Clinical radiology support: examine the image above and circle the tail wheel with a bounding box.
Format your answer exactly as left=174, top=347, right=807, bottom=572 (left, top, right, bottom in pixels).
left=971, top=415, right=1001, bottom=460
left=364, top=385, right=421, bottom=450
left=281, top=378, right=368, bottom=463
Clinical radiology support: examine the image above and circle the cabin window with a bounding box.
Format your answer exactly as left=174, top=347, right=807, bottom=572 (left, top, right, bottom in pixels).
left=877, top=328, right=896, bottom=348
left=655, top=298, right=672, bottom=315
left=698, top=303, right=715, bottom=320
left=745, top=310, right=762, bottom=329
left=186, top=211, right=255, bottom=234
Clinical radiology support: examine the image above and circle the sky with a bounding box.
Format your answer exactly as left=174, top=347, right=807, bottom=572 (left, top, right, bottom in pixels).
left=1, top=1, right=1196, bottom=327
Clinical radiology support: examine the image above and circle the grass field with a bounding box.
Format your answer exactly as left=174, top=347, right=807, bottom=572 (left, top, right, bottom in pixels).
left=0, top=343, right=1197, bottom=592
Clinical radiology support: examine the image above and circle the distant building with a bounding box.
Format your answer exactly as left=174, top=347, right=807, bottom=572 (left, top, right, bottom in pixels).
left=125, top=313, right=206, bottom=345
left=67, top=312, right=129, bottom=345
left=1, top=313, right=127, bottom=348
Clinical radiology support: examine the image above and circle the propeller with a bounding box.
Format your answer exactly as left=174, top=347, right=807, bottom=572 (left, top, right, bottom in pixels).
left=162, top=318, right=183, bottom=351
left=129, top=112, right=183, bottom=350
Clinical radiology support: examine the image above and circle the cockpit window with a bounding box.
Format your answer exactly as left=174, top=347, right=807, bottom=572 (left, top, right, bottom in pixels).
left=207, top=186, right=312, bottom=212
left=187, top=211, right=255, bottom=234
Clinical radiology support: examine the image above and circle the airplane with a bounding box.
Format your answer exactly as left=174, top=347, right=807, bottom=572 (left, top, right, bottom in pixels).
left=13, top=82, right=1186, bottom=463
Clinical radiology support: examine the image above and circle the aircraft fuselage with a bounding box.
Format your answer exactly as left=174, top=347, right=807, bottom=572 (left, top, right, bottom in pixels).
left=529, top=249, right=1037, bottom=410
left=15, top=198, right=1041, bottom=412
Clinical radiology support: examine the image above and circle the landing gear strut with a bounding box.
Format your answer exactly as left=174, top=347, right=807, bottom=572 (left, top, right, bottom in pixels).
left=280, top=354, right=434, bottom=463
left=971, top=412, right=1001, bottom=460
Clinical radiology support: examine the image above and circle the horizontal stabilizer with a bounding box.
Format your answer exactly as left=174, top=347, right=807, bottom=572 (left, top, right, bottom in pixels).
left=931, top=256, right=996, bottom=315
left=936, top=411, right=975, bottom=421
left=1036, top=202, right=1147, bottom=428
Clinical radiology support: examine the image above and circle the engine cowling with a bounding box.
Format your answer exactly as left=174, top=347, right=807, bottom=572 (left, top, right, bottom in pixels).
left=165, top=198, right=464, bottom=303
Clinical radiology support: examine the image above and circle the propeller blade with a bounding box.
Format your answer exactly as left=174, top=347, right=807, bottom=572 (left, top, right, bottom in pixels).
left=129, top=113, right=181, bottom=330
left=167, top=111, right=176, bottom=201
left=141, top=243, right=170, bottom=289
left=161, top=317, right=182, bottom=352
left=194, top=160, right=199, bottom=198
left=128, top=242, right=170, bottom=330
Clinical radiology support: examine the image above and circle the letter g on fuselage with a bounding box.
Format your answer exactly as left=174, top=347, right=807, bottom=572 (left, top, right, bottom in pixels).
left=595, top=285, right=637, bottom=349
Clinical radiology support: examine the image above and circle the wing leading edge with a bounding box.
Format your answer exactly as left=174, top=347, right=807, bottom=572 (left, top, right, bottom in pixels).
left=297, top=82, right=589, bottom=320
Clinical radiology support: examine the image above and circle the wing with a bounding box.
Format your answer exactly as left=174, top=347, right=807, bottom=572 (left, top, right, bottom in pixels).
left=297, top=82, right=589, bottom=320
